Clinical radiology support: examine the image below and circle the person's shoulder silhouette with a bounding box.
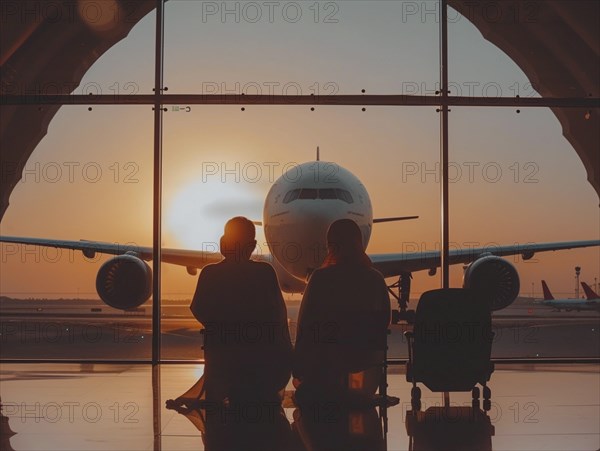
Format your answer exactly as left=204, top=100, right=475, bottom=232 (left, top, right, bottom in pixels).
left=297, top=219, right=389, bottom=321
left=294, top=219, right=390, bottom=402
left=188, top=216, right=292, bottom=403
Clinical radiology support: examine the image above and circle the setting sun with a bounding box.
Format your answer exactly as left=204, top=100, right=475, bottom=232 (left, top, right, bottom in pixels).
left=166, top=177, right=264, bottom=250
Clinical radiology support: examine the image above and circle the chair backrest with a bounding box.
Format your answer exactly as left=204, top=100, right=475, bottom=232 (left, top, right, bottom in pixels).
left=412, top=288, right=493, bottom=390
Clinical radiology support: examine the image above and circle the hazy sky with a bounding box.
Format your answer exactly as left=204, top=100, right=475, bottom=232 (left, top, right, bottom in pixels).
left=1, top=1, right=598, bottom=299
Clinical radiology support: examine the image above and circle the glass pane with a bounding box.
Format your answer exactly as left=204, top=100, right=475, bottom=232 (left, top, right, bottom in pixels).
left=161, top=105, right=440, bottom=360
left=449, top=107, right=599, bottom=358
left=0, top=105, right=154, bottom=359
left=164, top=0, right=438, bottom=95
left=283, top=189, right=300, bottom=204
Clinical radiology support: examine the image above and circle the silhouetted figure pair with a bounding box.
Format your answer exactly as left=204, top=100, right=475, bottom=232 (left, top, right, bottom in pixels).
left=167, top=216, right=391, bottom=449
left=169, top=217, right=389, bottom=409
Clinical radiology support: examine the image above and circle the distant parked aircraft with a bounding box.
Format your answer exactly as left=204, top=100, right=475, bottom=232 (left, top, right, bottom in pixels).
left=540, top=280, right=600, bottom=312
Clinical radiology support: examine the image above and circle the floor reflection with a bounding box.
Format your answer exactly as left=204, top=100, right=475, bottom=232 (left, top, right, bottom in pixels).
left=293, top=404, right=386, bottom=450
left=0, top=363, right=598, bottom=450
left=164, top=377, right=391, bottom=451
left=405, top=406, right=494, bottom=451
left=170, top=401, right=293, bottom=450
left=1, top=398, right=17, bottom=451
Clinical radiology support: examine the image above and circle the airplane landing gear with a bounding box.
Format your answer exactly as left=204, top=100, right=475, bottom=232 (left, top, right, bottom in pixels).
left=389, top=272, right=416, bottom=324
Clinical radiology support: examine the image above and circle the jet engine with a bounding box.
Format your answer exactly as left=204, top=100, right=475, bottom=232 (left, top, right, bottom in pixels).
left=96, top=255, right=152, bottom=310
left=463, top=255, right=520, bottom=311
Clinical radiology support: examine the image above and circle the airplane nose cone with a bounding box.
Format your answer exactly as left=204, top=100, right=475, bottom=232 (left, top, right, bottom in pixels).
left=303, top=200, right=351, bottom=234
left=275, top=203, right=345, bottom=279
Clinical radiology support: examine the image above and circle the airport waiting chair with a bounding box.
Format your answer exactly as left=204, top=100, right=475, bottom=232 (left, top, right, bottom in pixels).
left=404, top=288, right=494, bottom=411
left=198, top=324, right=290, bottom=404
left=293, top=314, right=396, bottom=409
left=341, top=325, right=393, bottom=407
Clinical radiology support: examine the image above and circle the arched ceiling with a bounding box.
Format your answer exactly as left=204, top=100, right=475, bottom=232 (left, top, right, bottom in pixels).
left=448, top=0, right=599, bottom=201
left=0, top=0, right=156, bottom=220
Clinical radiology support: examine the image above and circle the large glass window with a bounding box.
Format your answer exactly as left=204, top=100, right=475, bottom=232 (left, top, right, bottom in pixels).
left=164, top=0, right=439, bottom=95
left=0, top=1, right=597, bottom=364
left=0, top=105, right=154, bottom=359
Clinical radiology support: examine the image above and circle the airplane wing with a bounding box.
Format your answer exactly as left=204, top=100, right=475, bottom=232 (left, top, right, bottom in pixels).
left=0, top=236, right=224, bottom=272
left=1, top=236, right=598, bottom=277
left=369, top=240, right=600, bottom=278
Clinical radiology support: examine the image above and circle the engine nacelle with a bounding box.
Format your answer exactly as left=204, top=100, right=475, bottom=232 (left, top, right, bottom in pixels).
left=96, top=255, right=152, bottom=310
left=463, top=255, right=520, bottom=311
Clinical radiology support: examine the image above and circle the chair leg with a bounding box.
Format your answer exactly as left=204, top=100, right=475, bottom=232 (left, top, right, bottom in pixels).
left=411, top=386, right=421, bottom=411
left=472, top=385, right=481, bottom=409
left=483, top=385, right=491, bottom=400
left=483, top=399, right=491, bottom=411
left=381, top=330, right=389, bottom=401
left=482, top=384, right=492, bottom=411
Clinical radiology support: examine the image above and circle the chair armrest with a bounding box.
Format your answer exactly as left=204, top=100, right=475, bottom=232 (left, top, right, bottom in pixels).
left=404, top=331, right=414, bottom=339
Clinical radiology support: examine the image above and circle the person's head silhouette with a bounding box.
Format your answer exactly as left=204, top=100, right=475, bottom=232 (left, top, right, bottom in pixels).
left=220, top=216, right=257, bottom=262
left=322, top=219, right=371, bottom=267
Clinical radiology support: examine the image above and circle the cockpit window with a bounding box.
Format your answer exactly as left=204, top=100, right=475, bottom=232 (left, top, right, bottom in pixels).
left=298, top=188, right=318, bottom=199
left=282, top=188, right=354, bottom=204
left=283, top=189, right=301, bottom=203
left=319, top=188, right=337, bottom=199
left=336, top=189, right=354, bottom=204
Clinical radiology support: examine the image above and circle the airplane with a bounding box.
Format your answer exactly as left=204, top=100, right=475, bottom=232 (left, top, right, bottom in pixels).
left=581, top=282, right=600, bottom=301
left=1, top=159, right=599, bottom=322
left=539, top=280, right=600, bottom=312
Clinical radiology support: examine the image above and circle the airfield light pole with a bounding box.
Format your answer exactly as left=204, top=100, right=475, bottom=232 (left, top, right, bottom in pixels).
left=440, top=0, right=450, bottom=290
left=152, top=0, right=165, bottom=365
left=575, top=266, right=581, bottom=298
left=531, top=282, right=534, bottom=298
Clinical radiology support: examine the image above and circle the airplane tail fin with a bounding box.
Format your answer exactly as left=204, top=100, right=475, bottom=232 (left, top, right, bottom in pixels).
left=581, top=282, right=599, bottom=300
left=541, top=280, right=554, bottom=300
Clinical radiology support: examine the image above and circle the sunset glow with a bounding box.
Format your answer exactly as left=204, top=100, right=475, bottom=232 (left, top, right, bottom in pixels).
left=0, top=2, right=598, bottom=301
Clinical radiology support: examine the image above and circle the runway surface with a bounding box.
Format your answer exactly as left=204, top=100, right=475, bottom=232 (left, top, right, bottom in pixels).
left=1, top=297, right=598, bottom=360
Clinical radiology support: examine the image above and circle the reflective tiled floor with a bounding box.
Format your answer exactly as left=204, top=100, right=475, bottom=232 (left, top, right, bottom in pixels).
left=1, top=363, right=598, bottom=450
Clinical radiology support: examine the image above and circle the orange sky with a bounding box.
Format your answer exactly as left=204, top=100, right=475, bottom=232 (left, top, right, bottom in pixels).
left=1, top=2, right=598, bottom=300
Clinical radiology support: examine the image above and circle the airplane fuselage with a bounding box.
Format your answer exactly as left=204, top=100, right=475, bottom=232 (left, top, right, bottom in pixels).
left=540, top=280, right=600, bottom=312
left=263, top=161, right=373, bottom=290
left=542, top=299, right=600, bottom=312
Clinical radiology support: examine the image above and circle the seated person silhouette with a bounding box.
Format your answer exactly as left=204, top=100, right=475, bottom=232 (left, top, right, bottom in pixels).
left=293, top=219, right=391, bottom=404
left=171, top=216, right=292, bottom=407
